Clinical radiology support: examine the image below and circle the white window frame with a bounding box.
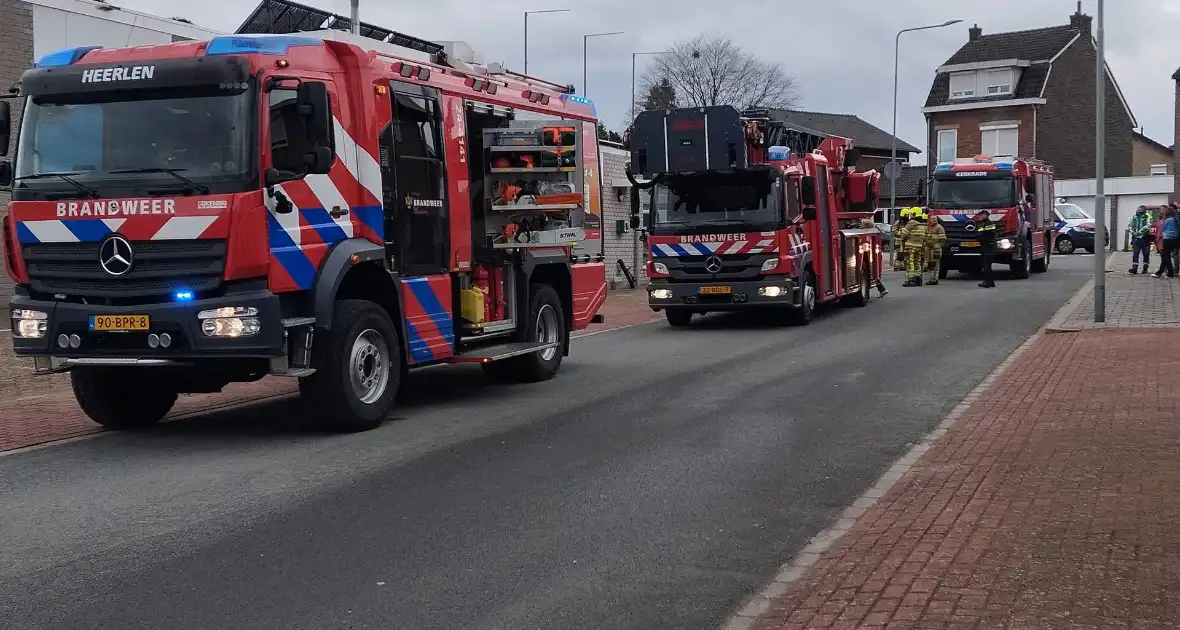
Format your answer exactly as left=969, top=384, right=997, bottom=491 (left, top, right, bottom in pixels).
left=1150, top=164, right=1169, bottom=176
left=979, top=123, right=1018, bottom=157
left=985, top=69, right=1013, bottom=95
left=936, top=128, right=957, bottom=163
left=948, top=72, right=976, bottom=99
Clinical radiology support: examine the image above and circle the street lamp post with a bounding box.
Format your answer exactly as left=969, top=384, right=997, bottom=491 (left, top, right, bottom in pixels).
left=891, top=19, right=961, bottom=267
left=630, top=50, right=667, bottom=281
left=1094, top=0, right=1106, bottom=322
left=523, top=9, right=570, bottom=75
left=582, top=31, right=623, bottom=97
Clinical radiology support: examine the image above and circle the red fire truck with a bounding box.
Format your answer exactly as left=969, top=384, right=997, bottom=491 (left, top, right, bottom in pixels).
left=929, top=155, right=1054, bottom=279
left=625, top=106, right=883, bottom=326
left=0, top=24, right=607, bottom=432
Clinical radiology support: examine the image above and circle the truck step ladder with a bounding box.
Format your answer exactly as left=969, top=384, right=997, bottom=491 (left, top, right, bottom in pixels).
left=450, top=341, right=560, bottom=363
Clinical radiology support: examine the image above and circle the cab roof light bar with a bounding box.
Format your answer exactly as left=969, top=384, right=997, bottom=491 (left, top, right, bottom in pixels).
left=205, top=34, right=322, bottom=56
left=35, top=45, right=102, bottom=68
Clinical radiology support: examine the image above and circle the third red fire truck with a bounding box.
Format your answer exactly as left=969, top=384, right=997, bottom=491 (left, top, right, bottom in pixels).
left=625, top=106, right=884, bottom=326
left=929, top=155, right=1054, bottom=279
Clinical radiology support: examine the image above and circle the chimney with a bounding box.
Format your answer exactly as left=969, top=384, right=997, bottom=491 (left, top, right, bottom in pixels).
left=1070, top=1, right=1092, bottom=35
left=968, top=23, right=982, bottom=42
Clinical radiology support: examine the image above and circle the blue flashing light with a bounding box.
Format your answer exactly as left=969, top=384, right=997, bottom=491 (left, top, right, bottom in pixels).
left=935, top=162, right=951, bottom=171
left=205, top=35, right=322, bottom=57
left=995, top=161, right=1014, bottom=170
left=560, top=93, right=596, bottom=115
left=767, top=145, right=791, bottom=161
left=174, top=290, right=194, bottom=302
left=35, top=45, right=102, bottom=68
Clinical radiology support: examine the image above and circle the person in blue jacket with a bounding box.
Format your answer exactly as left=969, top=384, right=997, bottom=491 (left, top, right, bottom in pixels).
left=1151, top=206, right=1179, bottom=278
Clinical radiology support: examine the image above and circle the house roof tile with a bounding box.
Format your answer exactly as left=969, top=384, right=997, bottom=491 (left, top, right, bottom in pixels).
left=942, top=25, right=1079, bottom=66
left=924, top=62, right=1051, bottom=108
left=877, top=165, right=926, bottom=200
left=765, top=109, right=920, bottom=154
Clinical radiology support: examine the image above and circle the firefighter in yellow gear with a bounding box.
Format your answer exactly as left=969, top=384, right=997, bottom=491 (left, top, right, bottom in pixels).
left=897, top=208, right=928, bottom=287
left=924, top=211, right=947, bottom=285
left=891, top=208, right=910, bottom=271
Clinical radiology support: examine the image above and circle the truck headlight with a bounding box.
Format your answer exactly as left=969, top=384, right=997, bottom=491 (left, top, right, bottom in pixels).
left=197, top=306, right=261, bottom=338
left=651, top=261, right=669, bottom=275
left=757, top=286, right=786, bottom=297
left=11, top=309, right=48, bottom=339
left=650, top=289, right=673, bottom=300
left=760, top=258, right=779, bottom=272
left=997, top=238, right=1013, bottom=249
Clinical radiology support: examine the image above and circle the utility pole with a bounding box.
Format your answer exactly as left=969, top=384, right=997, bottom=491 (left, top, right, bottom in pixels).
left=523, top=9, right=570, bottom=74
left=349, top=0, right=359, bottom=35
left=1093, top=0, right=1106, bottom=321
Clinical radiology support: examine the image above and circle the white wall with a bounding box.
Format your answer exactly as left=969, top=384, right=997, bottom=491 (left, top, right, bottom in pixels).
left=1057, top=175, right=1173, bottom=239
left=26, top=0, right=220, bottom=59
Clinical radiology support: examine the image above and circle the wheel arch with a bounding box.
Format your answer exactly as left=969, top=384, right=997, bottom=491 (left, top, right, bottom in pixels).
left=313, top=239, right=409, bottom=368
left=526, top=262, right=573, bottom=356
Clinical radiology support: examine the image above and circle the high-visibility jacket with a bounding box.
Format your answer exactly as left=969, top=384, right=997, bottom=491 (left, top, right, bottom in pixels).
left=898, top=219, right=928, bottom=251
left=1130, top=212, right=1151, bottom=239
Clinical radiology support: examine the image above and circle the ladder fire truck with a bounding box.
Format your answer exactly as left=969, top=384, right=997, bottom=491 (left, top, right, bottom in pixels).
left=0, top=4, right=607, bottom=432
left=625, top=106, right=883, bottom=326
left=928, top=155, right=1053, bottom=279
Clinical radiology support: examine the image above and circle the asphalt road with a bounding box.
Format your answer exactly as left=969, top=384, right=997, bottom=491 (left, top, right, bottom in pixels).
left=0, top=255, right=1094, bottom=630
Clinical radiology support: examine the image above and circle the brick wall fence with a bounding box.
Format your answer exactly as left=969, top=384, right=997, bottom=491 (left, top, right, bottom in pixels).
left=599, top=146, right=647, bottom=289
left=0, top=0, right=33, bottom=308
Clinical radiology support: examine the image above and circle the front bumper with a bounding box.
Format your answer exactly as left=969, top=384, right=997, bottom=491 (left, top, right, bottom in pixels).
left=8, top=290, right=285, bottom=361
left=647, top=277, right=800, bottom=311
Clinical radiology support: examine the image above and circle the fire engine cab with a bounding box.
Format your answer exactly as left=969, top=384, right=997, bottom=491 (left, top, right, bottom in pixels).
left=0, top=9, right=607, bottom=433
left=626, top=106, right=883, bottom=326
left=929, top=155, right=1054, bottom=279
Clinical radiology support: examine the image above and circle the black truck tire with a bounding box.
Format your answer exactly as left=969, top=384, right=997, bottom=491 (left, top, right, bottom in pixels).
left=664, top=309, right=693, bottom=327
left=1010, top=242, right=1031, bottom=279
left=789, top=272, right=816, bottom=326
left=484, top=283, right=566, bottom=383
left=71, top=367, right=178, bottom=430
left=299, top=299, right=401, bottom=433
left=1031, top=242, right=1050, bottom=273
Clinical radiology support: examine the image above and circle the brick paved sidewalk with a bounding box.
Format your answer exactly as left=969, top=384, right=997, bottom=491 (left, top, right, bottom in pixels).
left=1048, top=251, right=1180, bottom=331
left=729, top=259, right=1180, bottom=629
left=1, top=289, right=659, bottom=453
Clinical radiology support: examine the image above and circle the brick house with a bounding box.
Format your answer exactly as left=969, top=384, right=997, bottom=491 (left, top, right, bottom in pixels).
left=0, top=0, right=216, bottom=304
left=1131, top=131, right=1171, bottom=177
left=922, top=5, right=1136, bottom=181
left=767, top=109, right=920, bottom=172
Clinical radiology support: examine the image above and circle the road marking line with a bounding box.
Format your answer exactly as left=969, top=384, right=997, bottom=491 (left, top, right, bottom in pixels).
left=720, top=332, right=1044, bottom=630
left=1, top=313, right=659, bottom=456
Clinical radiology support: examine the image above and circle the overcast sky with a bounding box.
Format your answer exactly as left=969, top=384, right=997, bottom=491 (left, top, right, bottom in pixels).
left=120, top=0, right=1176, bottom=165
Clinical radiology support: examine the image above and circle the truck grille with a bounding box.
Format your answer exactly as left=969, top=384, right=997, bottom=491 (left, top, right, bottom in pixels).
left=663, top=253, right=771, bottom=282
left=21, top=240, right=226, bottom=299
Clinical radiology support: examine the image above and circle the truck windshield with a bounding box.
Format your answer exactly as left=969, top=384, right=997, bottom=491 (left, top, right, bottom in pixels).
left=930, top=176, right=1016, bottom=209
left=650, top=169, right=782, bottom=232
left=14, top=90, right=253, bottom=196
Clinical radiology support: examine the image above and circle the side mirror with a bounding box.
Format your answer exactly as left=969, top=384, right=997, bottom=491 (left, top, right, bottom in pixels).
left=843, top=148, right=861, bottom=168
left=0, top=160, right=11, bottom=187
left=305, top=145, right=333, bottom=175
left=629, top=216, right=640, bottom=230
left=264, top=167, right=282, bottom=188
left=297, top=81, right=332, bottom=149
left=801, top=206, right=817, bottom=221
left=0, top=101, right=9, bottom=157
left=1025, top=193, right=1035, bottom=204
left=800, top=176, right=817, bottom=206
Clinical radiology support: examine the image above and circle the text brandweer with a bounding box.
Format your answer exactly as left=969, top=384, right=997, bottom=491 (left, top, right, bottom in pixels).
left=56, top=199, right=176, bottom=217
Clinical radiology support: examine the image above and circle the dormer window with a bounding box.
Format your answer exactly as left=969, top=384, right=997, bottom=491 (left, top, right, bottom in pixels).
left=949, top=72, right=975, bottom=99
left=985, top=69, right=1014, bottom=95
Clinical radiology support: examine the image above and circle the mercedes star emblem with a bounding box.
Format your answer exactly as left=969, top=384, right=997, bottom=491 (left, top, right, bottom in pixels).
left=964, top=223, right=977, bottom=232
left=98, top=235, right=134, bottom=277
left=704, top=256, right=723, bottom=274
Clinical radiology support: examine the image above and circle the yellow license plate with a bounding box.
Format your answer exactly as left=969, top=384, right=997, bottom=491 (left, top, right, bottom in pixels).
left=960, top=241, right=980, bottom=247
left=698, top=286, right=731, bottom=295
left=89, top=314, right=150, bottom=332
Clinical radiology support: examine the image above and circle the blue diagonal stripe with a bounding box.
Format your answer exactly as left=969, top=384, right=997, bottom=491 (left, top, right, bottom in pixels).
left=670, top=244, right=691, bottom=256
left=403, top=277, right=454, bottom=345
left=266, top=212, right=316, bottom=289
left=16, top=223, right=39, bottom=243
left=404, top=320, right=432, bottom=363
left=61, top=219, right=113, bottom=242
left=300, top=207, right=349, bottom=246
left=351, top=205, right=384, bottom=240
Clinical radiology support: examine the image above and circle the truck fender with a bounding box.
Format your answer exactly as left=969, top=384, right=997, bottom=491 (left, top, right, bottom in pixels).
left=794, top=251, right=813, bottom=282
left=312, top=238, right=389, bottom=330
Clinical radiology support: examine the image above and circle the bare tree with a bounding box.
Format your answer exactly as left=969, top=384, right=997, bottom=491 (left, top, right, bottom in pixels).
left=638, top=35, right=798, bottom=115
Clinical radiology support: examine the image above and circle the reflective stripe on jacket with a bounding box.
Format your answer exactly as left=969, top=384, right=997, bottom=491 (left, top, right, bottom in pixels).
left=898, top=219, right=928, bottom=250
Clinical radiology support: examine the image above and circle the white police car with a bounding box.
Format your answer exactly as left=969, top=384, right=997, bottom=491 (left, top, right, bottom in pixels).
left=1053, top=202, right=1104, bottom=254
